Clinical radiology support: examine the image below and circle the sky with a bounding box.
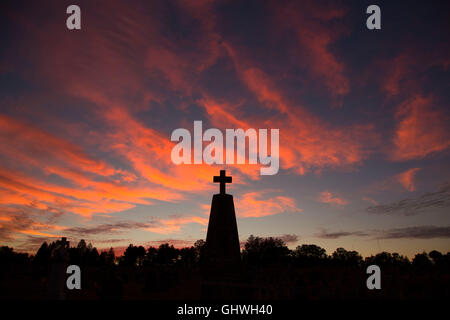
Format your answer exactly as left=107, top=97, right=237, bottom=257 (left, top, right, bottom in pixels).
left=0, top=0, right=449, bottom=258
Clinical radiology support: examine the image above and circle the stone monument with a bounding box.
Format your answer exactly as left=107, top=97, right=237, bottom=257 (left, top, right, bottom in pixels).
left=204, top=170, right=241, bottom=274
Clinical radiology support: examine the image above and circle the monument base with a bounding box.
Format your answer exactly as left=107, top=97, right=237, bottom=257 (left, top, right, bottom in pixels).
left=204, top=194, right=241, bottom=270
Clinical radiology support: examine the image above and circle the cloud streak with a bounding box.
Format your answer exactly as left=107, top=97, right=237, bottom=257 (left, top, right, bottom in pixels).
left=315, top=229, right=369, bottom=239
left=316, top=226, right=450, bottom=240
left=378, top=226, right=450, bottom=240
left=367, top=182, right=450, bottom=215
left=65, top=216, right=208, bottom=236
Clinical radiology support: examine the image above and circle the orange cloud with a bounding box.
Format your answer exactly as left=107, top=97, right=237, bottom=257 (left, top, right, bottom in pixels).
left=9, top=0, right=375, bottom=186
left=396, top=168, right=421, bottom=192
left=19, top=230, right=63, bottom=238
left=202, top=52, right=377, bottom=175
left=318, top=191, right=348, bottom=206
left=99, top=106, right=241, bottom=192
left=5, top=1, right=259, bottom=207
left=235, top=190, right=302, bottom=218
left=145, top=216, right=208, bottom=234
left=391, top=95, right=450, bottom=161
left=198, top=98, right=251, bottom=128
left=0, top=114, right=119, bottom=178
left=0, top=163, right=184, bottom=219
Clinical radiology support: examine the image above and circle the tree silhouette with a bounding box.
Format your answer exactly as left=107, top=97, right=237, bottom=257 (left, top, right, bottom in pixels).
left=77, top=239, right=87, bottom=252
left=155, top=243, right=178, bottom=265
left=99, top=247, right=115, bottom=266
left=412, top=252, right=432, bottom=268
left=32, top=242, right=51, bottom=276
left=0, top=246, right=30, bottom=278
left=242, top=235, right=290, bottom=265
left=144, top=246, right=158, bottom=266
left=294, top=244, right=327, bottom=265
left=194, top=239, right=206, bottom=264
left=121, top=244, right=146, bottom=266
left=364, top=251, right=410, bottom=267
left=332, top=247, right=362, bottom=266
left=1, top=237, right=449, bottom=300
left=428, top=250, right=443, bottom=264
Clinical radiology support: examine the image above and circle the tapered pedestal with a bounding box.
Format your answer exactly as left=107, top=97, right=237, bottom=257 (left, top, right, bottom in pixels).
left=204, top=194, right=241, bottom=269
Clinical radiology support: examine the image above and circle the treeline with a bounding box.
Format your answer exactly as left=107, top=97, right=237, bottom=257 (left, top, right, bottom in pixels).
left=243, top=236, right=449, bottom=269
left=1, top=235, right=449, bottom=271
left=1, top=235, right=449, bottom=299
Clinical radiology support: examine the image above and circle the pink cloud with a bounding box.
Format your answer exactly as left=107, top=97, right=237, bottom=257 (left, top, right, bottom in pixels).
left=318, top=191, right=348, bottom=206
left=391, top=95, right=450, bottom=161
left=396, top=168, right=421, bottom=192
left=273, top=0, right=350, bottom=103
left=145, top=216, right=208, bottom=234
left=235, top=190, right=302, bottom=218
left=203, top=50, right=378, bottom=175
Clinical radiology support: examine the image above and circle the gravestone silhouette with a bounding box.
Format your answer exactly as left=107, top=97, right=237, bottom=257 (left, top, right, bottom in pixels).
left=204, top=170, right=241, bottom=271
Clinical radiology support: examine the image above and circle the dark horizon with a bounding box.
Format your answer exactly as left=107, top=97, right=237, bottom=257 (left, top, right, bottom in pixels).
left=4, top=234, right=449, bottom=260
left=2, top=233, right=449, bottom=300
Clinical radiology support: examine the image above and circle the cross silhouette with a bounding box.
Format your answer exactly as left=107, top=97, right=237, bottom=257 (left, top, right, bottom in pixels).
left=213, top=170, right=232, bottom=195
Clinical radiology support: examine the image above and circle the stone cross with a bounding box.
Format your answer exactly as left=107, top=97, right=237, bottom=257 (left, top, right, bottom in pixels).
left=213, top=170, right=232, bottom=195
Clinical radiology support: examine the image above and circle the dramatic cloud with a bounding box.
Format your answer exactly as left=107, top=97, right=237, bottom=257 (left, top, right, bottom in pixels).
left=0, top=165, right=181, bottom=218
left=0, top=113, right=184, bottom=219
left=221, top=45, right=377, bottom=175
left=1, top=1, right=450, bottom=254
left=390, top=95, right=450, bottom=161
left=367, top=182, right=450, bottom=215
